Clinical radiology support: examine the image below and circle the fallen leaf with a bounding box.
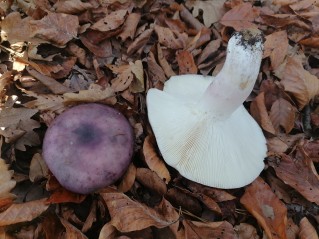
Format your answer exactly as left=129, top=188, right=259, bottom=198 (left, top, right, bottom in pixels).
left=118, top=163, right=136, bottom=193
left=63, top=84, right=115, bottom=103
left=185, top=180, right=236, bottom=202
left=29, top=153, right=48, bottom=183
left=268, top=148, right=319, bottom=205
left=234, top=223, right=259, bottom=239
left=60, top=217, right=88, bottom=239
left=0, top=198, right=49, bottom=226
left=147, top=51, right=167, bottom=89
left=127, top=28, right=153, bottom=55
left=250, top=92, right=276, bottom=134
left=186, top=0, right=227, bottom=27
left=299, top=36, right=319, bottom=48
left=143, top=135, right=171, bottom=183
left=23, top=91, right=66, bottom=114
left=0, top=153, right=16, bottom=211
left=286, top=217, right=299, bottom=239
left=303, top=140, right=319, bottom=162
left=129, top=60, right=144, bottom=93
left=98, top=223, right=118, bottom=239
left=0, top=107, right=41, bottom=151
left=165, top=188, right=202, bottom=216
left=176, top=50, right=197, bottom=74
left=275, top=56, right=319, bottom=109
left=91, top=10, right=127, bottom=32
left=240, top=177, right=288, bottom=239
left=264, top=30, right=289, bottom=70
left=109, top=62, right=143, bottom=93
left=299, top=217, right=318, bottom=239
left=261, top=14, right=311, bottom=30
left=30, top=12, right=79, bottom=46
left=53, top=0, right=95, bottom=14
left=157, top=44, right=176, bottom=78
left=269, top=98, right=296, bottom=133
left=118, top=12, right=141, bottom=41
left=46, top=175, right=87, bottom=204
left=136, top=168, right=167, bottom=196
left=183, top=220, right=237, bottom=239
left=220, top=3, right=260, bottom=30
left=1, top=12, right=32, bottom=44
left=101, top=192, right=179, bottom=233
left=26, top=66, right=71, bottom=94
left=267, top=137, right=289, bottom=154
left=154, top=25, right=188, bottom=49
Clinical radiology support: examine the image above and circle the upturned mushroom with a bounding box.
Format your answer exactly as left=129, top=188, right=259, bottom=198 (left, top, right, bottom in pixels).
left=42, top=103, right=134, bottom=194
left=146, top=29, right=267, bottom=189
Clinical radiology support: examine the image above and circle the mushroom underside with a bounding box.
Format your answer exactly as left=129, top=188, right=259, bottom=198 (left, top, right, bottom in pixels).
left=147, top=75, right=267, bottom=189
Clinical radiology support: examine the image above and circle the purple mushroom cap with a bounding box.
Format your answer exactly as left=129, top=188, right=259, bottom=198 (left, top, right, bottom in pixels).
left=42, top=103, right=134, bottom=194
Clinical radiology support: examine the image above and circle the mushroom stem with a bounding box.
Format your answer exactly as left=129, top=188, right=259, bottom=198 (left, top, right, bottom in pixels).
left=199, top=29, right=264, bottom=118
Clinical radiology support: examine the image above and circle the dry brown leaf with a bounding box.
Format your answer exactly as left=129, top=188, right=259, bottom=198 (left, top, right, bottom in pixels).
left=157, top=44, right=176, bottom=78
left=23, top=90, right=66, bottom=114
left=286, top=217, right=299, bottom=239
left=266, top=171, right=292, bottom=203
left=0, top=12, right=32, bottom=44
left=264, top=30, right=289, bottom=70
left=0, top=198, right=49, bottom=226
left=119, top=13, right=141, bottom=41
left=197, top=39, right=221, bottom=65
left=0, top=71, right=12, bottom=99
left=53, top=0, right=95, bottom=14
left=30, top=12, right=79, bottom=46
left=299, top=217, right=319, bottom=239
left=268, top=148, right=319, bottom=205
left=165, top=188, right=202, bottom=216
left=186, top=0, right=227, bottom=27
left=183, top=220, right=237, bottom=239
left=101, top=192, right=179, bottom=233
left=154, top=25, right=188, bottom=49
left=60, top=217, right=88, bottom=239
left=176, top=50, right=197, bottom=74
left=220, top=3, right=260, bottom=30
left=109, top=61, right=143, bottom=93
left=129, top=60, right=144, bottom=93
left=267, top=137, right=289, bottom=154
left=250, top=92, right=276, bottom=134
left=303, top=140, right=319, bottom=162
left=99, top=223, right=118, bottom=239
left=26, top=66, right=71, bottom=94
left=118, top=163, right=136, bottom=193
left=136, top=168, right=167, bottom=196
left=0, top=107, right=41, bottom=151
left=269, top=98, right=296, bottom=133
left=63, top=84, right=115, bottom=103
left=276, top=56, right=319, bottom=109
left=240, top=177, right=288, bottom=239
left=127, top=28, right=153, bottom=55
left=299, top=36, right=319, bottom=48
left=143, top=135, right=171, bottom=183
left=147, top=51, right=167, bottom=89
left=261, top=14, right=311, bottom=30
left=234, top=223, right=259, bottom=239
left=29, top=153, right=48, bottom=183
left=91, top=10, right=127, bottom=32
left=0, top=154, right=16, bottom=211
left=185, top=180, right=236, bottom=202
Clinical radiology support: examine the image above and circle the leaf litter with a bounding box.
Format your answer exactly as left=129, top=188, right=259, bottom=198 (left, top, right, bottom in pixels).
left=1, top=0, right=319, bottom=238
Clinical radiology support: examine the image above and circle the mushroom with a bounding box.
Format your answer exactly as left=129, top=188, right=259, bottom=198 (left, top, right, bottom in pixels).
left=146, top=29, right=267, bottom=189
left=42, top=103, right=134, bottom=194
